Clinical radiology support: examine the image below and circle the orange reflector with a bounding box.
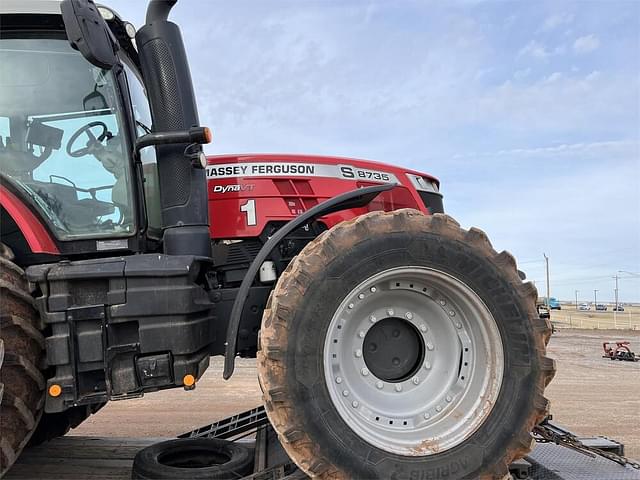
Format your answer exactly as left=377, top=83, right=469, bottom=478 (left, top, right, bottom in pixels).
left=183, top=374, right=196, bottom=387
left=48, top=384, right=62, bottom=397
left=203, top=127, right=212, bottom=144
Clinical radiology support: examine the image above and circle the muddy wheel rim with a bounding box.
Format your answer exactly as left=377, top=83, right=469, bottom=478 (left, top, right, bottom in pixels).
left=323, top=266, right=504, bottom=456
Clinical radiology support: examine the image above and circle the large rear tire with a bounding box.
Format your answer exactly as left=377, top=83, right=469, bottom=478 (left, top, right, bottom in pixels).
left=0, top=245, right=45, bottom=476
left=258, top=211, right=555, bottom=480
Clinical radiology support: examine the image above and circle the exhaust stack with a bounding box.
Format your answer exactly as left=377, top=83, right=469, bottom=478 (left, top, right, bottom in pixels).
left=135, top=0, right=210, bottom=256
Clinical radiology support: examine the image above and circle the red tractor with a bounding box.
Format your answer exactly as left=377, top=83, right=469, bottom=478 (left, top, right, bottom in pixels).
left=0, top=1, right=554, bottom=478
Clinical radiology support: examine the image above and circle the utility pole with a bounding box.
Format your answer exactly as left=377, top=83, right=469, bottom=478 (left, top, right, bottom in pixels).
left=612, top=274, right=619, bottom=328
left=594, top=289, right=598, bottom=307
left=575, top=290, right=579, bottom=310
left=543, top=253, right=550, bottom=309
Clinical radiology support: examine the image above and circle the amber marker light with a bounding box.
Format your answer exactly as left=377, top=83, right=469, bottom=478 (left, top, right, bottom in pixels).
left=183, top=374, right=196, bottom=387
left=48, top=384, right=62, bottom=397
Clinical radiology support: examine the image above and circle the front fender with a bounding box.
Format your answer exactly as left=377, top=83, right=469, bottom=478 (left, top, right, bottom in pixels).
left=222, top=183, right=396, bottom=379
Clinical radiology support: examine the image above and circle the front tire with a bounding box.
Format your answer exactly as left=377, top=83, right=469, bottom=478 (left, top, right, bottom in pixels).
left=258, top=211, right=555, bottom=479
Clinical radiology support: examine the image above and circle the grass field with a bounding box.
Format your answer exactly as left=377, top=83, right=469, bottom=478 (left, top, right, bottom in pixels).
left=551, top=304, right=640, bottom=330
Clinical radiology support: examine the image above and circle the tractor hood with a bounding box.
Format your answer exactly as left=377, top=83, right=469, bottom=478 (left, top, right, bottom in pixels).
left=205, top=153, right=443, bottom=240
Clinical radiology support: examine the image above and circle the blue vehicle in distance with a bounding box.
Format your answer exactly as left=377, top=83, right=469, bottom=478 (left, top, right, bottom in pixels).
left=548, top=297, right=561, bottom=310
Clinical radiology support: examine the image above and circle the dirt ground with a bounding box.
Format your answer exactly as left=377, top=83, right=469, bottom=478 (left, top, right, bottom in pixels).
left=70, top=329, right=640, bottom=460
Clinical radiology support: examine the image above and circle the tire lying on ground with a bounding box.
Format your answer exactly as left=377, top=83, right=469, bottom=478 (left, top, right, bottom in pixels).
left=131, top=438, right=254, bottom=480
left=258, top=210, right=555, bottom=480
left=0, top=245, right=45, bottom=476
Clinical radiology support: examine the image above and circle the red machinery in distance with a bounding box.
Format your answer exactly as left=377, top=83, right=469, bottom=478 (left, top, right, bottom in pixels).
left=602, top=341, right=639, bottom=362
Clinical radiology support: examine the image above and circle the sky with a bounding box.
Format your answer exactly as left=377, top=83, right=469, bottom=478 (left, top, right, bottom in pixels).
left=108, top=0, right=640, bottom=303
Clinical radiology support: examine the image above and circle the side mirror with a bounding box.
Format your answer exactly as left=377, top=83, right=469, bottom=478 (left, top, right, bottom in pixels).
left=61, top=0, right=118, bottom=70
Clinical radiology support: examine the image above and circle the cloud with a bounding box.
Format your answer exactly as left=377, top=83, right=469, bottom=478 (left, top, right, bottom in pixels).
left=573, top=34, right=600, bottom=54
left=451, top=140, right=636, bottom=160
left=540, top=13, right=574, bottom=32
left=518, top=40, right=553, bottom=59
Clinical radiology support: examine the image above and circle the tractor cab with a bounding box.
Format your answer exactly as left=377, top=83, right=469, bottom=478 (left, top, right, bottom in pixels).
left=0, top=34, right=143, bottom=239
left=0, top=0, right=208, bottom=260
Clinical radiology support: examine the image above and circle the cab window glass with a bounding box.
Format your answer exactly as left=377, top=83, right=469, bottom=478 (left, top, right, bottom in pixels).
left=123, top=63, right=162, bottom=233
left=0, top=38, right=134, bottom=239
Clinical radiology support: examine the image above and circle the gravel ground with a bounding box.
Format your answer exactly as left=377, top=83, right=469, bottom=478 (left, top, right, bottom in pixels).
left=70, top=329, right=640, bottom=460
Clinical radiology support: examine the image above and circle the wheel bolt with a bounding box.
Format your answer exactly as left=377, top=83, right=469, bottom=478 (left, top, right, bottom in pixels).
left=395, top=384, right=402, bottom=392
left=436, top=405, right=442, bottom=412
left=405, top=312, right=413, bottom=320
left=420, top=324, right=428, bottom=332
left=412, top=376, right=420, bottom=385
left=358, top=330, right=365, bottom=338
left=358, top=293, right=365, bottom=300
left=387, top=308, right=394, bottom=316
left=370, top=286, right=377, bottom=293
left=336, top=376, right=342, bottom=384
left=369, top=315, right=377, bottom=323
left=361, top=368, right=369, bottom=376
left=427, top=343, right=434, bottom=351
left=376, top=381, right=384, bottom=389
left=352, top=401, right=359, bottom=408
left=424, top=361, right=432, bottom=370
left=355, top=349, right=362, bottom=358
left=342, top=390, right=349, bottom=397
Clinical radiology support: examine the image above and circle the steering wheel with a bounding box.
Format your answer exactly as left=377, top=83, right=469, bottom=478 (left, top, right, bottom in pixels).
left=66, top=121, right=110, bottom=158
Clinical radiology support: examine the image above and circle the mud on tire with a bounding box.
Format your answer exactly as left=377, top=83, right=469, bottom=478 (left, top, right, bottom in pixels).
left=258, top=211, right=555, bottom=480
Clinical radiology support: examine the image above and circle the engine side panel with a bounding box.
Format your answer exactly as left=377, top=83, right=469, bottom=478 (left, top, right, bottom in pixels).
left=206, top=154, right=442, bottom=240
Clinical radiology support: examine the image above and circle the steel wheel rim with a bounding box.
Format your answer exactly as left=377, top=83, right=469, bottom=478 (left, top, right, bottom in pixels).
left=323, top=266, right=504, bottom=456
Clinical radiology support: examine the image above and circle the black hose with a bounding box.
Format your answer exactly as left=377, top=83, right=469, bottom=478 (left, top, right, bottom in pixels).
left=145, top=0, right=177, bottom=24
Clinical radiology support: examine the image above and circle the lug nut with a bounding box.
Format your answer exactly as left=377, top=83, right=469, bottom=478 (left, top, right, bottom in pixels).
left=412, top=377, right=420, bottom=385
left=358, top=293, right=365, bottom=300
left=395, top=384, right=403, bottom=392
left=420, top=324, right=428, bottom=332
left=456, top=323, right=462, bottom=329
left=355, top=349, right=362, bottom=358
left=376, top=381, right=384, bottom=389
left=343, top=390, right=349, bottom=397
left=405, top=312, right=413, bottom=320
left=424, top=412, right=431, bottom=419
left=436, top=405, right=442, bottom=412
left=369, top=315, right=377, bottom=323
left=361, top=368, right=369, bottom=376
left=387, top=308, right=394, bottom=316
left=358, top=330, right=365, bottom=338
left=427, top=343, right=434, bottom=351
left=446, top=395, right=452, bottom=402
left=352, top=401, right=359, bottom=408
left=336, top=376, right=342, bottom=384
left=348, top=303, right=354, bottom=309
left=424, top=361, right=432, bottom=370
left=370, top=286, right=377, bottom=293
left=449, top=310, right=455, bottom=317
left=440, top=299, right=446, bottom=306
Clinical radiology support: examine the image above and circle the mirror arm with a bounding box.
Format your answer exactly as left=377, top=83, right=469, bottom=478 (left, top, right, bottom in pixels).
left=134, top=126, right=211, bottom=156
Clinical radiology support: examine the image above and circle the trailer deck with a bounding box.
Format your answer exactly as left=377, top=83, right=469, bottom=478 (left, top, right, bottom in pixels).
left=6, top=413, right=640, bottom=480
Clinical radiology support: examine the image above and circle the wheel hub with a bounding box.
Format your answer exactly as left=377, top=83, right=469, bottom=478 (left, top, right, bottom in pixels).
left=323, top=267, right=504, bottom=456
left=363, top=317, right=425, bottom=383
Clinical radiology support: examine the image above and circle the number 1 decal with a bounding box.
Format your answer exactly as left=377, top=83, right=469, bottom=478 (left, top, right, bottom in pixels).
left=240, top=199, right=257, bottom=226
